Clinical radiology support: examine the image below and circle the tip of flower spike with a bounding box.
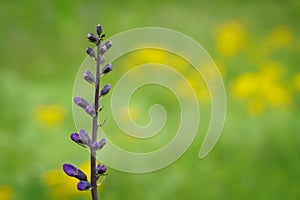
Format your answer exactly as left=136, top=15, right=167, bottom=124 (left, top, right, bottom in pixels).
left=63, top=163, right=77, bottom=177
left=96, top=24, right=102, bottom=36
left=77, top=181, right=91, bottom=191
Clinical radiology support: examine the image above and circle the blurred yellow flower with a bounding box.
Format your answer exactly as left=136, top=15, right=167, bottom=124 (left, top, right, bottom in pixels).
left=215, top=21, right=247, bottom=57
left=0, top=185, right=13, bottom=200
left=267, top=25, right=293, bottom=49
left=231, top=62, right=291, bottom=115
left=34, top=104, right=65, bottom=128
left=43, top=161, right=105, bottom=199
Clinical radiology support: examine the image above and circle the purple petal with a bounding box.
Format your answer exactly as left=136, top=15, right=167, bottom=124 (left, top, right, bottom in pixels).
left=63, top=164, right=77, bottom=177
left=77, top=181, right=91, bottom=191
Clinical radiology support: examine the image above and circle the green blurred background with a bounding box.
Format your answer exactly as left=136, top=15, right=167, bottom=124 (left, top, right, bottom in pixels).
left=0, top=0, right=300, bottom=199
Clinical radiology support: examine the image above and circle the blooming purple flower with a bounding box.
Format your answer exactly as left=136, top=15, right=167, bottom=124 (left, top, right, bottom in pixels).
left=100, top=84, right=111, bottom=96
left=77, top=181, right=91, bottom=191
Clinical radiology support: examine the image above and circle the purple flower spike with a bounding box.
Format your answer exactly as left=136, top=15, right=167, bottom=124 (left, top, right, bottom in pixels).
left=87, top=33, right=98, bottom=43
left=77, top=181, right=91, bottom=191
left=100, top=84, right=111, bottom=96
left=74, top=97, right=89, bottom=109
left=63, top=163, right=77, bottom=177
left=102, top=63, right=113, bottom=74
left=96, top=24, right=102, bottom=36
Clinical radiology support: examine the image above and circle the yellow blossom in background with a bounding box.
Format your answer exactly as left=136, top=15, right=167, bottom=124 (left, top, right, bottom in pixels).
left=254, top=25, right=294, bottom=59
left=214, top=21, right=247, bottom=57
left=231, top=62, right=291, bottom=116
left=43, top=161, right=105, bottom=199
left=0, top=186, right=13, bottom=200
left=34, top=104, right=65, bottom=128
left=266, top=25, right=293, bottom=49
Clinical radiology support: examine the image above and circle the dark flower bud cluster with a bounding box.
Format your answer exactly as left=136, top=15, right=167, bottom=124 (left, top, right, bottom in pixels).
left=63, top=24, right=113, bottom=199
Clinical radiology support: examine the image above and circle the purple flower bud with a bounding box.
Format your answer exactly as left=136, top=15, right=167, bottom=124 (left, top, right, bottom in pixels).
left=100, top=55, right=105, bottom=64
left=99, top=40, right=112, bottom=54
left=83, top=70, right=95, bottom=84
left=87, top=33, right=98, bottom=43
left=92, top=138, right=106, bottom=150
left=100, top=84, right=111, bottom=96
left=96, top=164, right=107, bottom=175
left=77, top=181, right=91, bottom=191
left=96, top=24, right=102, bottom=36
left=79, top=129, right=91, bottom=146
left=63, top=164, right=77, bottom=177
left=76, top=169, right=88, bottom=181
left=70, top=132, right=83, bottom=144
left=86, top=47, right=96, bottom=58
left=102, top=64, right=112, bottom=74
left=74, top=97, right=89, bottom=109
left=85, top=105, right=96, bottom=117
left=104, top=40, right=112, bottom=49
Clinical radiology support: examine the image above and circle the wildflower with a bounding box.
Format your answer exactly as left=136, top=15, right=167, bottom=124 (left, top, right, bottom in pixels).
left=63, top=164, right=88, bottom=181
left=77, top=181, right=91, bottom=191
left=87, top=33, right=98, bottom=43
left=83, top=70, right=95, bottom=84
left=92, top=138, right=106, bottom=150
left=86, top=47, right=96, bottom=59
left=100, top=84, right=111, bottom=96
left=102, top=63, right=113, bottom=74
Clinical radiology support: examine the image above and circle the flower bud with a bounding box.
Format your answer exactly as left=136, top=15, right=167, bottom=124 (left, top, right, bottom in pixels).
left=96, top=24, right=102, bottom=36
left=87, top=33, right=98, bottom=43
left=100, top=84, right=111, bottom=96
left=70, top=132, right=83, bottom=144
left=63, top=164, right=87, bottom=181
left=99, top=40, right=112, bottom=54
left=86, top=47, right=95, bottom=58
left=77, top=181, right=91, bottom=191
left=104, top=40, right=112, bottom=49
left=85, top=105, right=96, bottom=117
left=102, top=64, right=112, bottom=74
left=79, top=129, right=91, bottom=146
left=100, top=55, right=105, bottom=64
left=96, top=164, right=107, bottom=175
left=74, top=97, right=89, bottom=109
left=83, top=70, right=95, bottom=84
left=92, top=138, right=106, bottom=150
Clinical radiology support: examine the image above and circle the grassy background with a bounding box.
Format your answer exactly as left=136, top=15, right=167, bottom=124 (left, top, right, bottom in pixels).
left=0, top=0, right=300, bottom=199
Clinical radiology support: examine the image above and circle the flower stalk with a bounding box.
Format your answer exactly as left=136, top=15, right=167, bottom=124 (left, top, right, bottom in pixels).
left=62, top=24, right=112, bottom=200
